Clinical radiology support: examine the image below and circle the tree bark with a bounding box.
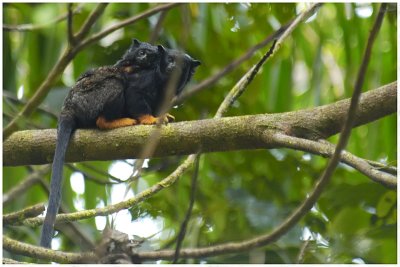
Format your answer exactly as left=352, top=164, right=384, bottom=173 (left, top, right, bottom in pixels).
left=3, top=81, right=396, bottom=166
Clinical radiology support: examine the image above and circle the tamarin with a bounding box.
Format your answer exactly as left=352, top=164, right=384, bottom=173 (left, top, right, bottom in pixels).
left=123, top=45, right=201, bottom=124
left=40, top=39, right=161, bottom=248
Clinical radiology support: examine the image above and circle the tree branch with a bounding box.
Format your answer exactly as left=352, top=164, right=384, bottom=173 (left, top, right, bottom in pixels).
left=3, top=4, right=83, bottom=32
left=17, top=155, right=197, bottom=228
left=73, top=3, right=108, bottom=40
left=3, top=204, right=45, bottom=225
left=173, top=155, right=201, bottom=263
left=4, top=81, right=396, bottom=166
left=271, top=134, right=396, bottom=189
left=75, top=3, right=182, bottom=51
left=175, top=17, right=292, bottom=104
left=67, top=3, right=76, bottom=45
left=148, top=10, right=169, bottom=44
left=3, top=165, right=50, bottom=205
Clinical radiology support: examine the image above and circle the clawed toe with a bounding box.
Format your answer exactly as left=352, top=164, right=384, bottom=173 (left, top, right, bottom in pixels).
left=166, top=113, right=175, bottom=122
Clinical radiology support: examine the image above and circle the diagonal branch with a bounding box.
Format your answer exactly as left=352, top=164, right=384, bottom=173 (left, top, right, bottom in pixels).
left=174, top=20, right=289, bottom=104
left=3, top=4, right=84, bottom=32
left=3, top=165, right=51, bottom=206
left=74, top=3, right=108, bottom=40
left=75, top=3, right=182, bottom=51
left=67, top=3, right=76, bottom=45
left=18, top=155, right=197, bottom=228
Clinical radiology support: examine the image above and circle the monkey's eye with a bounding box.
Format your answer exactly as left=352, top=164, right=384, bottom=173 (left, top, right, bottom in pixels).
left=138, top=50, right=146, bottom=56
left=167, top=56, right=174, bottom=63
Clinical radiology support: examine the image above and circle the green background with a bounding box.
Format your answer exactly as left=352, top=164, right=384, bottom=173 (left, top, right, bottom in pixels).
left=3, top=3, right=397, bottom=263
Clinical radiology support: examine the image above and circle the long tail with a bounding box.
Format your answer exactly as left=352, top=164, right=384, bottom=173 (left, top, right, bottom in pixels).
left=40, top=116, right=75, bottom=248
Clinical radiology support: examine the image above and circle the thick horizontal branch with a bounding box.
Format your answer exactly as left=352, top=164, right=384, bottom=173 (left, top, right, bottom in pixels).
left=3, top=82, right=396, bottom=166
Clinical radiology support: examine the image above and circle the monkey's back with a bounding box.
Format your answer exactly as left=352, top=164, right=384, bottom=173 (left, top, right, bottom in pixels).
left=61, top=66, right=127, bottom=127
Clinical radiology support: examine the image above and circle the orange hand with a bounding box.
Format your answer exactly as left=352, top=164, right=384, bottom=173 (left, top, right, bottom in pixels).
left=96, top=116, right=137, bottom=130
left=137, top=114, right=159, bottom=125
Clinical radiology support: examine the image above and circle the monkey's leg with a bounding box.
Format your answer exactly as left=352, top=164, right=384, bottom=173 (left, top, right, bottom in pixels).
left=96, top=116, right=137, bottom=130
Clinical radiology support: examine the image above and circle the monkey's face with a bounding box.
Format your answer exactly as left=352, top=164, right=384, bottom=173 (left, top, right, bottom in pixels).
left=115, top=39, right=160, bottom=70
left=157, top=46, right=201, bottom=95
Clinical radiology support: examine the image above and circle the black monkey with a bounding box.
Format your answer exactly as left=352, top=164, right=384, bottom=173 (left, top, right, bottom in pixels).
left=123, top=45, right=201, bottom=124
left=40, top=39, right=160, bottom=248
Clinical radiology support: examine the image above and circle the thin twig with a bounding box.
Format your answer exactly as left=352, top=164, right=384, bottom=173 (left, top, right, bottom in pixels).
left=3, top=165, right=51, bottom=205
left=365, top=159, right=397, bottom=175
left=3, top=204, right=45, bottom=225
left=19, top=155, right=197, bottom=227
left=271, top=134, right=396, bottom=188
left=215, top=4, right=322, bottom=118
left=78, top=163, right=125, bottom=183
left=76, top=3, right=182, bottom=51
left=74, top=3, right=108, bottom=40
left=296, top=237, right=312, bottom=263
left=173, top=154, right=201, bottom=263
left=3, top=258, right=32, bottom=264
left=3, top=110, right=46, bottom=129
left=174, top=18, right=294, bottom=105
left=215, top=40, right=277, bottom=118
left=67, top=3, right=76, bottom=45
left=3, top=91, right=59, bottom=119
left=37, top=176, right=96, bottom=249
left=149, top=10, right=169, bottom=44
left=66, top=164, right=118, bottom=185
left=3, top=4, right=84, bottom=32
left=274, top=4, right=322, bottom=53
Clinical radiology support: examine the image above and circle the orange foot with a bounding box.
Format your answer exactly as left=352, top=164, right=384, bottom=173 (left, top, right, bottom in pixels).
left=138, top=114, right=171, bottom=125
left=96, top=116, right=137, bottom=130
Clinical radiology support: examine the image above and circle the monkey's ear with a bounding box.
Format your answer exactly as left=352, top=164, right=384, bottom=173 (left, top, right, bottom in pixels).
left=191, top=59, right=201, bottom=67
left=132, top=39, right=141, bottom=46
left=157, top=45, right=166, bottom=54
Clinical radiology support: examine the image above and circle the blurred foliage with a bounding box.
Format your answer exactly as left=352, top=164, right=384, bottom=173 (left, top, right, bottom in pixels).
left=3, top=3, right=397, bottom=264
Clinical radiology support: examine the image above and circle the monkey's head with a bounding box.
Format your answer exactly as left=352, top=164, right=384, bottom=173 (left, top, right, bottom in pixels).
left=157, top=45, right=201, bottom=95
left=115, top=39, right=160, bottom=72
